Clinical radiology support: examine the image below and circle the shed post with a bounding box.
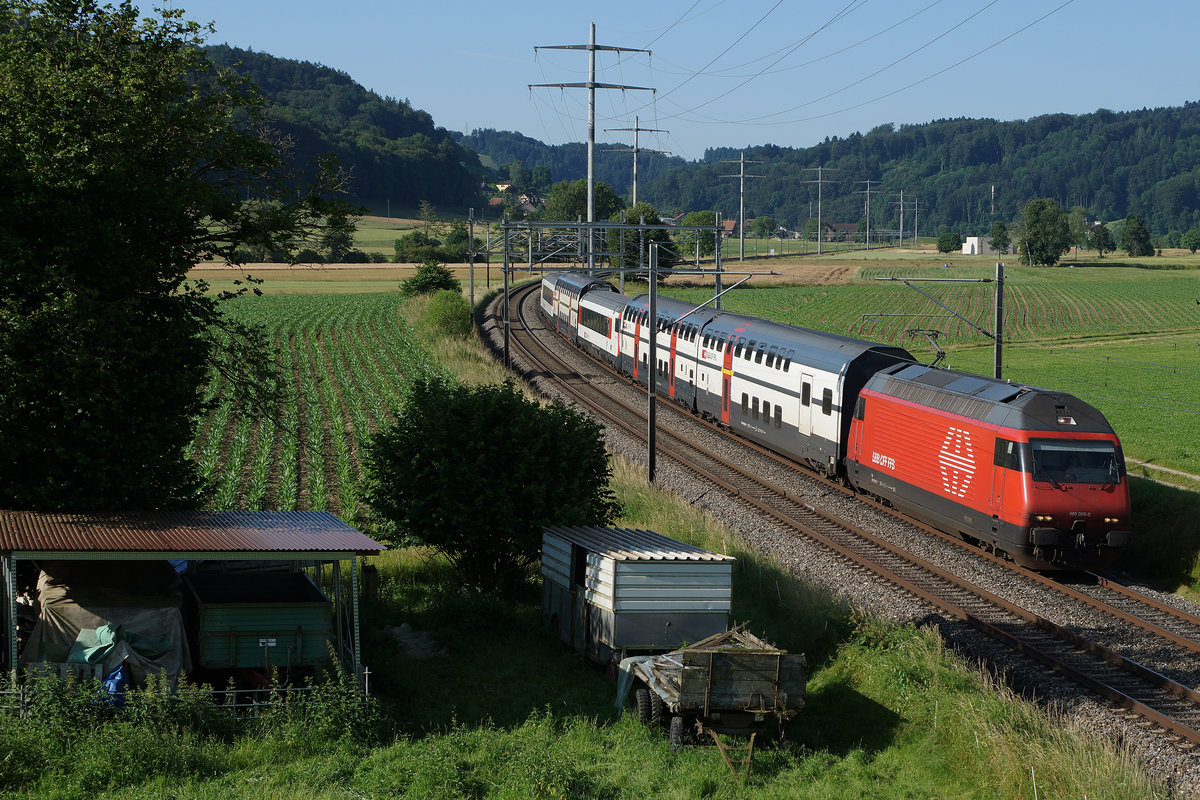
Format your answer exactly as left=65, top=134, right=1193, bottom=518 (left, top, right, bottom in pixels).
left=351, top=556, right=362, bottom=683
left=4, top=555, right=14, bottom=677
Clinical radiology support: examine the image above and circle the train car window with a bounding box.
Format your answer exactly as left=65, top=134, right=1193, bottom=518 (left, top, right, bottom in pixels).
left=784, top=349, right=794, bottom=371
left=822, top=388, right=833, bottom=415
left=802, top=383, right=811, bottom=406
left=775, top=404, right=783, bottom=428
left=702, top=334, right=710, bottom=348
left=741, top=393, right=749, bottom=414
left=753, top=397, right=760, bottom=418
left=746, top=340, right=756, bottom=361
left=994, top=439, right=1020, bottom=470
left=755, top=344, right=765, bottom=364
left=767, top=345, right=778, bottom=368
left=735, top=341, right=744, bottom=358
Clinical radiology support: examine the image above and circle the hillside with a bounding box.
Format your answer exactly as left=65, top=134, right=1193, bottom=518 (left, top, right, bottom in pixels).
left=467, top=105, right=1200, bottom=238
left=204, top=44, right=1200, bottom=237
left=205, top=45, right=483, bottom=211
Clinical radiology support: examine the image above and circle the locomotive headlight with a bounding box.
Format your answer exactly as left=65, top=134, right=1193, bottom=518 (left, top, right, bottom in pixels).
left=1033, top=514, right=1053, bottom=523
left=1103, top=516, right=1120, bottom=524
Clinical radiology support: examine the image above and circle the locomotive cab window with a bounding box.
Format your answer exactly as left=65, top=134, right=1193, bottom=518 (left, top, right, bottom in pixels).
left=994, top=438, right=1021, bottom=471
left=853, top=396, right=865, bottom=421
left=1030, top=439, right=1123, bottom=485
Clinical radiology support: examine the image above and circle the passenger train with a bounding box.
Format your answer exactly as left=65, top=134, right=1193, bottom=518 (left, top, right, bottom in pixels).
left=540, top=272, right=1132, bottom=570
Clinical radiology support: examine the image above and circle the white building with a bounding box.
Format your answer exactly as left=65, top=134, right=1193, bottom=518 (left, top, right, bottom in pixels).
left=962, top=236, right=1009, bottom=255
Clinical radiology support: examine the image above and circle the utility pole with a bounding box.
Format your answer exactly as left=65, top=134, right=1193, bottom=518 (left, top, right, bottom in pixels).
left=913, top=196, right=920, bottom=246
left=804, top=166, right=837, bottom=255
left=532, top=24, right=652, bottom=273
left=720, top=153, right=763, bottom=262
left=605, top=116, right=669, bottom=208
left=897, top=189, right=905, bottom=247
left=855, top=179, right=877, bottom=250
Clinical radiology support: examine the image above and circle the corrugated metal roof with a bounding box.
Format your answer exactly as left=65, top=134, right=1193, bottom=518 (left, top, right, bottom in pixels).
left=543, top=526, right=735, bottom=562
left=0, top=510, right=384, bottom=555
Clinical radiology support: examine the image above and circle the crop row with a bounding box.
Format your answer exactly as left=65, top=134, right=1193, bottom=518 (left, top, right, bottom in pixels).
left=191, top=294, right=443, bottom=515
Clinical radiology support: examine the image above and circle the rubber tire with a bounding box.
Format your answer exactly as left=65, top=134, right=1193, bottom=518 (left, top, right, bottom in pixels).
left=649, top=691, right=665, bottom=727
left=634, top=686, right=652, bottom=726
left=669, top=715, right=685, bottom=752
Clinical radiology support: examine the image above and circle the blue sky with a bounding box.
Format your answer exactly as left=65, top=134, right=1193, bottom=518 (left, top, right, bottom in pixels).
left=152, top=0, right=1198, bottom=161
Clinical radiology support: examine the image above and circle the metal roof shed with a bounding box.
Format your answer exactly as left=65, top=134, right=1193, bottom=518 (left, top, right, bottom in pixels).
left=542, top=525, right=735, bottom=664
left=0, top=510, right=384, bottom=680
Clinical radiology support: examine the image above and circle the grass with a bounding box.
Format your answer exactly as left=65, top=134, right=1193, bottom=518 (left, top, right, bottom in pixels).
left=66, top=256, right=1182, bottom=797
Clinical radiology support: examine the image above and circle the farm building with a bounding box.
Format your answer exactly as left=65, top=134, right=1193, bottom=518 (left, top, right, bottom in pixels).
left=542, top=525, right=735, bottom=664
left=962, top=236, right=1009, bottom=255
left=0, top=510, right=384, bottom=684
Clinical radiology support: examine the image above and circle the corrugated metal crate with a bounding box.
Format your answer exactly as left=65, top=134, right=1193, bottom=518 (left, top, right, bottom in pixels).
left=184, top=572, right=331, bottom=669
left=542, top=526, right=734, bottom=664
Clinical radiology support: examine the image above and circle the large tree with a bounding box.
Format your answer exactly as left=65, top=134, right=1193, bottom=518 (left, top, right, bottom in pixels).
left=0, top=1, right=353, bottom=511
left=363, top=379, right=618, bottom=594
left=606, top=202, right=678, bottom=277
left=987, top=220, right=1011, bottom=255
left=1090, top=223, right=1116, bottom=257
left=539, top=179, right=623, bottom=222
left=673, top=210, right=718, bottom=258
left=1120, top=213, right=1155, bottom=257
left=1016, top=198, right=1071, bottom=266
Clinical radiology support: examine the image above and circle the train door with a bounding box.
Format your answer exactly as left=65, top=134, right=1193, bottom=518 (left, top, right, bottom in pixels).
left=720, top=338, right=734, bottom=424
left=668, top=325, right=678, bottom=399
left=799, top=373, right=814, bottom=437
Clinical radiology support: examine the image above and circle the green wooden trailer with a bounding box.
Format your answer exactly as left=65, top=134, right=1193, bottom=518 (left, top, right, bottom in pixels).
left=617, top=627, right=807, bottom=776
left=184, top=572, right=332, bottom=670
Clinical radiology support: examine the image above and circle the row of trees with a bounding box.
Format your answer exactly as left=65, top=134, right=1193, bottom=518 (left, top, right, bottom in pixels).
left=935, top=199, right=1187, bottom=266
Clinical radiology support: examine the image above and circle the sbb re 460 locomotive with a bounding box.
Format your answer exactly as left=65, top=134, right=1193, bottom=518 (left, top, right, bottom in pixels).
left=540, top=272, right=1132, bottom=570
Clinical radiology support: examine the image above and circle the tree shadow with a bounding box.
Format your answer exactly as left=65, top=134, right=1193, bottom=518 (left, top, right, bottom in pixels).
left=793, top=678, right=905, bottom=757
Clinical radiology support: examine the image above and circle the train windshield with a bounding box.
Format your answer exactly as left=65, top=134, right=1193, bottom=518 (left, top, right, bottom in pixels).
left=1029, top=439, right=1123, bottom=485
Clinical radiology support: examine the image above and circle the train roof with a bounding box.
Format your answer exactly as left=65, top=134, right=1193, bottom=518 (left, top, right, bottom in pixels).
left=866, top=362, right=1116, bottom=434
left=580, top=289, right=629, bottom=313
left=705, top=311, right=915, bottom=375
left=626, top=294, right=708, bottom=322
left=549, top=272, right=618, bottom=295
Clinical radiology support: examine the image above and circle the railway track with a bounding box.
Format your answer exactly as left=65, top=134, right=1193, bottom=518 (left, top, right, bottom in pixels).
left=491, top=278, right=1200, bottom=750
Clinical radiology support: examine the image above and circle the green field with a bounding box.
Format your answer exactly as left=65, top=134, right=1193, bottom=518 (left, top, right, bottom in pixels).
left=660, top=262, right=1200, bottom=478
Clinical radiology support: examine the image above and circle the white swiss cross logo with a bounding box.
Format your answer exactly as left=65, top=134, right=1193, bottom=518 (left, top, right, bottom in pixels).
left=938, top=427, right=975, bottom=498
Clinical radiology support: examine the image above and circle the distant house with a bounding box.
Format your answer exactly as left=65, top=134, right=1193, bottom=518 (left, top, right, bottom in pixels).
left=664, top=212, right=687, bottom=226
left=830, top=222, right=858, bottom=241
left=721, top=219, right=737, bottom=238
left=495, top=182, right=512, bottom=193
left=487, top=197, right=505, bottom=210
left=962, top=236, right=1008, bottom=255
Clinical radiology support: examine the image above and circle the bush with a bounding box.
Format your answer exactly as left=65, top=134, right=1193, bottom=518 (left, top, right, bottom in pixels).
left=426, top=289, right=471, bottom=337
left=399, top=260, right=461, bottom=297
left=936, top=231, right=963, bottom=253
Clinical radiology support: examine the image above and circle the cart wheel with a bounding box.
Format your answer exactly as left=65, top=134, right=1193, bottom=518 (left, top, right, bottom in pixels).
left=649, top=691, right=665, bottom=726
left=669, top=715, right=685, bottom=752
left=634, top=686, right=652, bottom=726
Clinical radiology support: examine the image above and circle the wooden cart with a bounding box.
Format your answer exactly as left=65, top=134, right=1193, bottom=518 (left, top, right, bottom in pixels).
left=616, top=627, right=807, bottom=776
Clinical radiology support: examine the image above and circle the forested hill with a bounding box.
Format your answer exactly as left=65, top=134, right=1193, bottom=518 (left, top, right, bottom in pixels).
left=456, top=128, right=687, bottom=201
left=205, top=45, right=482, bottom=210
left=468, top=105, right=1200, bottom=237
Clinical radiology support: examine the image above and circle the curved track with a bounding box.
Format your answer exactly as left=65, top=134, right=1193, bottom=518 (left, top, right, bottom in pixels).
left=490, top=279, right=1200, bottom=749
